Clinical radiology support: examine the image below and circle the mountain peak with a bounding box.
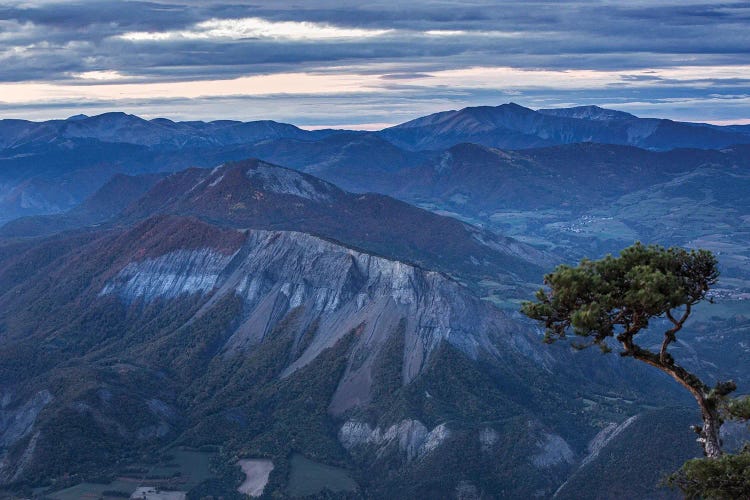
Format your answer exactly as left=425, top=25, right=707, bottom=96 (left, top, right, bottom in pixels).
left=219, top=159, right=340, bottom=201
left=389, top=103, right=538, bottom=135
left=149, top=117, right=175, bottom=125
left=68, top=111, right=149, bottom=128
left=380, top=101, right=750, bottom=151
left=87, top=111, right=140, bottom=121
left=499, top=102, right=535, bottom=112
left=537, top=105, right=637, bottom=121
left=380, top=102, right=556, bottom=150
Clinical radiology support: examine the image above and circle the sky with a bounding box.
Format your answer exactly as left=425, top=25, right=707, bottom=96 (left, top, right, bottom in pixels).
left=0, top=0, right=749, bottom=128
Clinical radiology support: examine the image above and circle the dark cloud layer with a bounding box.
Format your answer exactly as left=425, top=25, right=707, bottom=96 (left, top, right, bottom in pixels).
left=0, top=1, right=748, bottom=124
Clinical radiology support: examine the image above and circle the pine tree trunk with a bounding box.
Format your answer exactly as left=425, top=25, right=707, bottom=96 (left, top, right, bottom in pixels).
left=698, top=403, right=723, bottom=459
left=630, top=348, right=723, bottom=458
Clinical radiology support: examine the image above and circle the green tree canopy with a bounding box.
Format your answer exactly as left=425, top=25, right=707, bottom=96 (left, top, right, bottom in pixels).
left=522, top=242, right=718, bottom=353
left=668, top=446, right=750, bottom=499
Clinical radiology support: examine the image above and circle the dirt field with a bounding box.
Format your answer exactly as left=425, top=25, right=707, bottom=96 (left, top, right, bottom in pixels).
left=237, top=459, right=274, bottom=497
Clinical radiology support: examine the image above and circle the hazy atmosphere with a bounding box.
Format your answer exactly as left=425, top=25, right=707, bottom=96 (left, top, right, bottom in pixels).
left=1, top=0, right=749, bottom=126
left=2, top=2, right=750, bottom=499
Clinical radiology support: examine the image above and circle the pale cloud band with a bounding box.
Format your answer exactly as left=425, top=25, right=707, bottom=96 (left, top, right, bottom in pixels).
left=3, top=65, right=749, bottom=103
left=118, top=17, right=393, bottom=41
left=0, top=1, right=748, bottom=124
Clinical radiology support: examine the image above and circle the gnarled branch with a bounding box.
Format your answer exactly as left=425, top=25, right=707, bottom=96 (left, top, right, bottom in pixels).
left=660, top=303, right=691, bottom=364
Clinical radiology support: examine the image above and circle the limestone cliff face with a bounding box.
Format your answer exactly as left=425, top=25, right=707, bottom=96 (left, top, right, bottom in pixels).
left=101, top=228, right=551, bottom=415
left=338, top=419, right=451, bottom=462
left=100, top=248, right=237, bottom=302
left=0, top=390, right=52, bottom=483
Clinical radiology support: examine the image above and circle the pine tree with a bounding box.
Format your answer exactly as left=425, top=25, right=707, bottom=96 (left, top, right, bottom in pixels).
left=521, top=242, right=729, bottom=458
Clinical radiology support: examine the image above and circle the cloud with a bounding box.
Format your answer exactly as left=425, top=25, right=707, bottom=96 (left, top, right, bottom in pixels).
left=2, top=63, right=748, bottom=109
left=380, top=73, right=433, bottom=80
left=72, top=70, right=126, bottom=80
left=0, top=0, right=749, bottom=123
left=118, top=17, right=393, bottom=41
left=0, top=71, right=383, bottom=105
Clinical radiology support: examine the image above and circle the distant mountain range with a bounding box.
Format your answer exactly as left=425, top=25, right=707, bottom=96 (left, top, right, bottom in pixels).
left=2, top=103, right=747, bottom=152
left=2, top=103, right=749, bottom=224
left=0, top=112, right=335, bottom=150
left=380, top=103, right=750, bottom=151
left=383, top=142, right=750, bottom=215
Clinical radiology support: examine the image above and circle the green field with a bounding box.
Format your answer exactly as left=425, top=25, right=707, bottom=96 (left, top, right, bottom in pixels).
left=287, top=454, right=358, bottom=497
left=146, top=449, right=215, bottom=490
left=46, top=480, right=139, bottom=500
left=44, top=448, right=216, bottom=499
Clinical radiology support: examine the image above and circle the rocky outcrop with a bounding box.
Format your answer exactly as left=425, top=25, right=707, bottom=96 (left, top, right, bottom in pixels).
left=338, top=419, right=451, bottom=461
left=420, top=423, right=451, bottom=456
left=579, top=415, right=639, bottom=470
left=245, top=163, right=335, bottom=201
left=531, top=432, right=575, bottom=468
left=551, top=414, right=640, bottom=498
left=100, top=229, right=552, bottom=414
left=479, top=427, right=499, bottom=453
left=0, top=391, right=52, bottom=484
left=0, top=390, right=52, bottom=448
left=100, top=248, right=237, bottom=303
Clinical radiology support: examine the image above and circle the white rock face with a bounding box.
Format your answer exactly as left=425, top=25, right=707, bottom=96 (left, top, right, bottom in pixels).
left=580, top=415, right=639, bottom=469
left=338, top=421, right=380, bottom=450
left=0, top=390, right=52, bottom=448
left=0, top=391, right=11, bottom=409
left=435, top=151, right=453, bottom=173
left=100, top=229, right=551, bottom=414
left=338, top=419, right=450, bottom=461
left=246, top=163, right=334, bottom=201
left=388, top=420, right=428, bottom=461
left=551, top=415, right=640, bottom=498
left=531, top=432, right=575, bottom=468
left=0, top=431, right=40, bottom=484
left=0, top=391, right=52, bottom=483
left=100, top=248, right=236, bottom=302
left=479, top=427, right=499, bottom=452
left=420, top=423, right=451, bottom=456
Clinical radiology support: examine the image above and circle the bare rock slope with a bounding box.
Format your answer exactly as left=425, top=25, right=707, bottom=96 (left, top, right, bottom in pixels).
left=101, top=225, right=549, bottom=415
